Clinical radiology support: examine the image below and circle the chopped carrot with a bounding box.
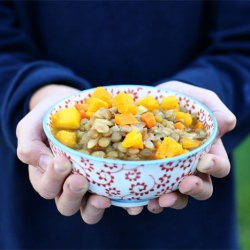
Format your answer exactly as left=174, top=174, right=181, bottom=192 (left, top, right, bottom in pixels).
left=75, top=103, right=88, bottom=111
left=115, top=113, right=138, bottom=125
left=75, top=103, right=88, bottom=118
left=141, top=112, right=156, bottom=128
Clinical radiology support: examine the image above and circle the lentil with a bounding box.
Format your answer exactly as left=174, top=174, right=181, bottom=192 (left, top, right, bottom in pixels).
left=51, top=87, right=208, bottom=160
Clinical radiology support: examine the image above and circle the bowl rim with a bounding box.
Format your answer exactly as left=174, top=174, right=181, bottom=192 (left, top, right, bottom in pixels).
left=43, top=84, right=218, bottom=165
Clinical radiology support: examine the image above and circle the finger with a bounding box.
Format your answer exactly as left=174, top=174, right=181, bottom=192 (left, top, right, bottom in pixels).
left=126, top=206, right=144, bottom=215
left=147, top=198, right=164, bottom=214
left=29, top=156, right=71, bottom=199
left=16, top=106, right=53, bottom=167
left=158, top=192, right=188, bottom=209
left=197, top=139, right=230, bottom=178
left=157, top=81, right=236, bottom=136
left=179, top=173, right=213, bottom=200
left=17, top=93, right=79, bottom=166
left=80, top=195, right=111, bottom=224
left=55, top=174, right=89, bottom=216
left=28, top=154, right=54, bottom=192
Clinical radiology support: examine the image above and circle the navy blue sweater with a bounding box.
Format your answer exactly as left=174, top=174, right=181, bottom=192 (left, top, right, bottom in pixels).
left=0, top=1, right=249, bottom=249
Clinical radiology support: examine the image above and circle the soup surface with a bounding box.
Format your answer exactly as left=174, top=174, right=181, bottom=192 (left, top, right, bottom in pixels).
left=51, top=87, right=208, bottom=160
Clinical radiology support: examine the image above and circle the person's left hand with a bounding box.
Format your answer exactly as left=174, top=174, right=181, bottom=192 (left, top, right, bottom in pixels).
left=126, top=81, right=236, bottom=215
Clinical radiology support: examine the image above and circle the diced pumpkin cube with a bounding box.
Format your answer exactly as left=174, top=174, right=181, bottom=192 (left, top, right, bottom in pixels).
left=193, top=121, right=205, bottom=130
left=181, top=138, right=201, bottom=149
left=85, top=97, right=92, bottom=104
left=137, top=95, right=159, bottom=111
left=86, top=98, right=109, bottom=117
left=122, top=129, right=144, bottom=149
left=56, top=130, right=77, bottom=148
left=160, top=96, right=180, bottom=110
left=174, top=121, right=185, bottom=131
left=112, top=92, right=137, bottom=114
left=175, top=111, right=192, bottom=127
left=182, top=149, right=189, bottom=154
left=90, top=86, right=112, bottom=106
left=51, top=107, right=81, bottom=129
left=155, top=137, right=183, bottom=159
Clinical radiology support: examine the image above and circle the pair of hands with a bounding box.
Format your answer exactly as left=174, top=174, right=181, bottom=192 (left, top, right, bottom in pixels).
left=16, top=81, right=236, bottom=224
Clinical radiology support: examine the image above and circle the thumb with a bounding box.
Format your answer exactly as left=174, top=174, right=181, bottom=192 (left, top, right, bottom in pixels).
left=157, top=81, right=236, bottom=137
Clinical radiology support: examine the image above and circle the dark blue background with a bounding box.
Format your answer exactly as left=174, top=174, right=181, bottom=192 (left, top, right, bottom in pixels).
left=1, top=1, right=249, bottom=249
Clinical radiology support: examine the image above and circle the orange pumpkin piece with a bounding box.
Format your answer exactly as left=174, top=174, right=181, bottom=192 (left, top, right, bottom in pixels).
left=141, top=112, right=156, bottom=128
left=115, top=113, right=138, bottom=125
left=90, top=86, right=112, bottom=106
left=174, top=121, right=185, bottom=131
left=86, top=98, right=109, bottom=117
left=193, top=121, right=205, bottom=130
left=182, top=149, right=189, bottom=154
left=160, top=96, right=180, bottom=110
left=155, top=137, right=184, bottom=159
left=112, top=92, right=137, bottom=114
left=55, top=130, right=77, bottom=148
left=175, top=111, right=193, bottom=127
left=85, top=97, right=92, bottom=104
left=51, top=107, right=81, bottom=129
left=122, top=129, right=144, bottom=149
left=75, top=103, right=88, bottom=118
left=181, top=138, right=201, bottom=149
left=137, top=95, right=159, bottom=111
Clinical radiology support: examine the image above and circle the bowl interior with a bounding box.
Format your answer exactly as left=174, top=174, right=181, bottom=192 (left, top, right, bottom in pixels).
left=43, top=85, right=218, bottom=165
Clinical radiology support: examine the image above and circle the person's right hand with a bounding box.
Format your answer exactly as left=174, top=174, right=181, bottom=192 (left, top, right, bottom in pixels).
left=16, top=84, right=111, bottom=224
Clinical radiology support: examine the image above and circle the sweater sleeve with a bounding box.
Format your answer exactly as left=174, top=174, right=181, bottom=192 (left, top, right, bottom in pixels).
left=163, top=2, right=250, bottom=150
left=0, top=2, right=91, bottom=152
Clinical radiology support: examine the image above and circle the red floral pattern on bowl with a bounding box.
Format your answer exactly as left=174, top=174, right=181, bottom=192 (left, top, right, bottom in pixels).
left=43, top=85, right=218, bottom=207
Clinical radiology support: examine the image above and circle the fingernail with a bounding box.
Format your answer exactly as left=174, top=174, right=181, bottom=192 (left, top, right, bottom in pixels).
left=150, top=205, right=161, bottom=213
left=148, top=200, right=161, bottom=212
left=127, top=207, right=143, bottom=215
left=39, top=155, right=52, bottom=171
left=151, top=207, right=164, bottom=214
left=54, top=162, right=71, bottom=174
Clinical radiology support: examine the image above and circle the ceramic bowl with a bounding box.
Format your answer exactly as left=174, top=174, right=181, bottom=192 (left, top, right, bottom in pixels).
left=43, top=85, right=218, bottom=207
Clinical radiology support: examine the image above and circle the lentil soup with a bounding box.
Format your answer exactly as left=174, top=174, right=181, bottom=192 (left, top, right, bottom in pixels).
left=50, top=86, right=209, bottom=161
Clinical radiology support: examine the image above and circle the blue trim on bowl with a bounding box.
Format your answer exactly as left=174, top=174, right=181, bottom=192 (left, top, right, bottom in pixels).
left=110, top=199, right=149, bottom=208
left=43, top=85, right=218, bottom=165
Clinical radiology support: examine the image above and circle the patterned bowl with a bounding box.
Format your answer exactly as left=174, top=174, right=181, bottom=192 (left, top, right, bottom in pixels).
left=43, top=85, right=218, bottom=207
